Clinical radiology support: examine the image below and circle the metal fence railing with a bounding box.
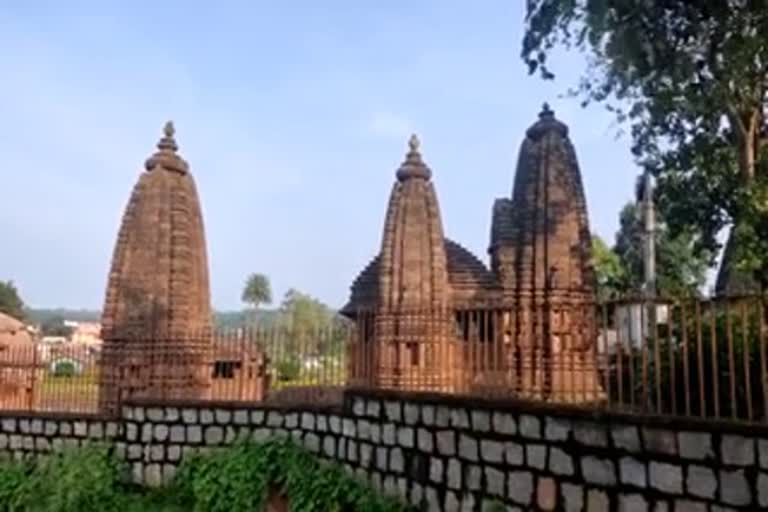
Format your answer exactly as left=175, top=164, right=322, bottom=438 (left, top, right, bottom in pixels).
left=2, top=297, right=768, bottom=424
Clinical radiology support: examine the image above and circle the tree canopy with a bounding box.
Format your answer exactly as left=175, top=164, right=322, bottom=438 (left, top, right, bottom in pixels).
left=523, top=1, right=768, bottom=291
left=241, top=273, right=272, bottom=310
left=0, top=281, right=26, bottom=321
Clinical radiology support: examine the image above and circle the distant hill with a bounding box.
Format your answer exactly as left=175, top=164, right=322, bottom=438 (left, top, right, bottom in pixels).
left=25, top=308, right=281, bottom=330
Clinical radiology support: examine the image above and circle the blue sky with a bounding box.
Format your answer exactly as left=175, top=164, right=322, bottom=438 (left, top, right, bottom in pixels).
left=0, top=2, right=640, bottom=311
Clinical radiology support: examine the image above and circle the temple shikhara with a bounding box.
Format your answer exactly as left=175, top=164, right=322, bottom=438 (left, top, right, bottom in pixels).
left=99, top=122, right=214, bottom=412
left=343, top=105, right=603, bottom=402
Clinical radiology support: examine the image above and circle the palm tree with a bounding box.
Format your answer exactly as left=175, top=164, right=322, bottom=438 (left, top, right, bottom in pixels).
left=241, top=273, right=272, bottom=326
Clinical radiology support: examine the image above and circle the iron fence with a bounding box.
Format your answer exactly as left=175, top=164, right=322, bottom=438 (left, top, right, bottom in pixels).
left=2, top=297, right=768, bottom=424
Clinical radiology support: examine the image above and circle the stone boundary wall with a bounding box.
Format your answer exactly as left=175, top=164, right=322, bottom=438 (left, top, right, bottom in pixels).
left=1, top=391, right=768, bottom=511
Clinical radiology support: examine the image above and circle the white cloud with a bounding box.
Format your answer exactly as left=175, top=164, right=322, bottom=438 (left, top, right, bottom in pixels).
left=367, top=111, right=414, bottom=139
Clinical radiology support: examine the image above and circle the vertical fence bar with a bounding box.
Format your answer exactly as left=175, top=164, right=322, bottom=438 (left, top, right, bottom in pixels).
left=710, top=300, right=720, bottom=419
left=653, top=304, right=662, bottom=415
left=667, top=302, right=677, bottom=415
left=681, top=300, right=691, bottom=417
left=741, top=300, right=753, bottom=422
left=726, top=299, right=737, bottom=420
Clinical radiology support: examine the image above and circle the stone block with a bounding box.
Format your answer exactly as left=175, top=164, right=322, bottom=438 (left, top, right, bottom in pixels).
left=73, top=421, right=88, bottom=437
left=167, top=445, right=181, bottom=462
left=673, top=500, right=706, bottom=512
left=758, top=440, right=768, bottom=469
left=141, top=424, right=153, bottom=443
left=316, top=415, right=328, bottom=432
left=266, top=411, right=283, bottom=427
left=347, top=439, right=357, bottom=462
left=444, top=491, right=460, bottom=512
left=429, top=457, right=443, bottom=484
left=581, top=456, right=616, bottom=486
left=182, top=408, right=198, bottom=424
left=471, top=410, right=490, bottom=432
left=9, top=435, right=21, bottom=450
left=204, top=426, right=224, bottom=445
left=422, top=405, right=435, bottom=426
left=435, top=406, right=451, bottom=427
left=329, top=415, right=341, bottom=434
left=397, top=426, right=414, bottom=448
left=59, top=422, right=71, bottom=436
left=170, top=425, right=185, bottom=443
left=251, top=410, right=265, bottom=425
left=619, top=493, right=647, bottom=512
left=384, top=401, right=401, bottom=422
left=18, top=420, right=29, bottom=434
left=35, top=437, right=50, bottom=451
left=537, top=477, right=557, bottom=511
left=410, top=483, right=424, bottom=507
left=519, top=415, right=540, bottom=439
left=343, top=418, right=356, bottom=437
left=574, top=421, right=607, bottom=447
left=686, top=465, right=716, bottom=499
left=199, top=409, right=214, bottom=425
left=352, top=398, right=365, bottom=416
left=304, top=433, right=319, bottom=453
left=164, top=407, right=180, bottom=422
left=507, top=470, right=533, bottom=505
left=285, top=413, right=299, bottom=429
left=485, top=466, right=505, bottom=496
left=146, top=408, right=164, bottom=422
left=480, top=439, right=504, bottom=463
left=359, top=443, right=373, bottom=467
left=382, top=423, right=395, bottom=445
left=458, top=434, right=479, bottom=462
left=620, top=456, right=646, bottom=488
left=22, top=436, right=34, bottom=451
left=721, top=435, right=755, bottom=466
left=587, top=489, right=609, bottom=511
left=649, top=462, right=682, bottom=494
left=30, top=420, right=42, bottom=435
left=437, top=430, right=456, bottom=456
left=719, top=469, right=750, bottom=506
left=545, top=417, right=570, bottom=441
left=390, top=447, right=404, bottom=473
left=145, top=464, right=162, bottom=488
left=757, top=472, right=768, bottom=508
left=132, top=463, right=143, bottom=485
left=106, top=422, right=119, bottom=437
left=549, top=447, right=574, bottom=476
left=153, top=424, right=169, bottom=442
left=252, top=428, right=271, bottom=442
left=370, top=423, right=381, bottom=443
left=505, top=441, right=524, bottom=465
left=527, top=444, right=547, bottom=470
left=357, top=419, right=371, bottom=440
left=466, top=464, right=481, bottom=490
left=418, top=428, right=433, bottom=452
left=451, top=409, right=469, bottom=429
left=404, top=403, right=419, bottom=425
left=150, top=445, right=164, bottom=462
left=187, top=425, right=202, bottom=444
left=493, top=412, right=516, bottom=436
left=323, top=436, right=336, bottom=457
left=133, top=407, right=145, bottom=422
left=677, top=432, right=712, bottom=460
left=561, top=483, right=583, bottom=512
left=376, top=446, right=387, bottom=470
left=1, top=419, right=15, bottom=433
left=0, top=434, right=7, bottom=450
left=300, top=412, right=315, bottom=430
left=643, top=428, right=677, bottom=456
left=447, top=458, right=462, bottom=489
left=126, top=423, right=138, bottom=442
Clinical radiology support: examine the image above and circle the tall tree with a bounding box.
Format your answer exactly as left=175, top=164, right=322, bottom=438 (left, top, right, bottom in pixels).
left=0, top=280, right=25, bottom=321
left=523, top=1, right=768, bottom=291
left=592, top=235, right=625, bottom=302
left=241, top=273, right=272, bottom=311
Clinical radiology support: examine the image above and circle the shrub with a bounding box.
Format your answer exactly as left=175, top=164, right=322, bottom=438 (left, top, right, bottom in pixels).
left=10, top=443, right=125, bottom=512
left=275, top=357, right=301, bottom=382
left=174, top=437, right=412, bottom=512
left=0, top=461, right=29, bottom=511
left=50, top=359, right=78, bottom=377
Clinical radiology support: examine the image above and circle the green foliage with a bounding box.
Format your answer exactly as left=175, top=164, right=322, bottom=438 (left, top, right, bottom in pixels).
left=242, top=273, right=273, bottom=310
left=174, top=438, right=411, bottom=512
left=275, top=356, right=302, bottom=382
left=40, top=316, right=74, bottom=338
left=592, top=235, right=625, bottom=301
left=51, top=360, right=78, bottom=378
left=0, top=281, right=25, bottom=321
left=522, top=1, right=768, bottom=288
left=0, top=461, right=29, bottom=511
left=8, top=443, right=125, bottom=512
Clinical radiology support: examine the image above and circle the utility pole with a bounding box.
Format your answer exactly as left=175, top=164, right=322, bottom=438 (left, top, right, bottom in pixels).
left=638, top=170, right=656, bottom=300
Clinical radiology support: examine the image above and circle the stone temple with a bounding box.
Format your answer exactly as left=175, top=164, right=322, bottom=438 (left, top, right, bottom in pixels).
left=343, top=106, right=603, bottom=402
left=99, top=122, right=213, bottom=413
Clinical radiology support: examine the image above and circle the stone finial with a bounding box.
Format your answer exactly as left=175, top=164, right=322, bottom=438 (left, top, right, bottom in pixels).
left=145, top=120, right=188, bottom=173
left=396, top=133, right=431, bottom=181
left=409, top=134, right=420, bottom=152
left=527, top=102, right=568, bottom=139
left=539, top=103, right=554, bottom=118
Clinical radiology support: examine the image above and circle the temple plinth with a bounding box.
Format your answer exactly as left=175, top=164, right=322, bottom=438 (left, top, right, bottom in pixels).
left=491, top=104, right=603, bottom=402
left=99, top=122, right=213, bottom=413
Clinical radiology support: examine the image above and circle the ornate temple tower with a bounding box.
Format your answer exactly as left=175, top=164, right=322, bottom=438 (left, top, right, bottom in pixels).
left=99, top=122, right=213, bottom=413
left=491, top=105, right=602, bottom=402
left=343, top=136, right=469, bottom=391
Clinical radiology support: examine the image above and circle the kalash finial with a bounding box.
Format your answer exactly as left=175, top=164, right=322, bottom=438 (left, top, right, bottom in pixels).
left=157, top=120, right=178, bottom=152
left=539, top=102, right=554, bottom=118
left=408, top=133, right=420, bottom=152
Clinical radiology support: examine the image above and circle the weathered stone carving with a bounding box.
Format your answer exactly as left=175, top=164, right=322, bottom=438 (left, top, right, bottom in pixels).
left=99, top=122, right=213, bottom=413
